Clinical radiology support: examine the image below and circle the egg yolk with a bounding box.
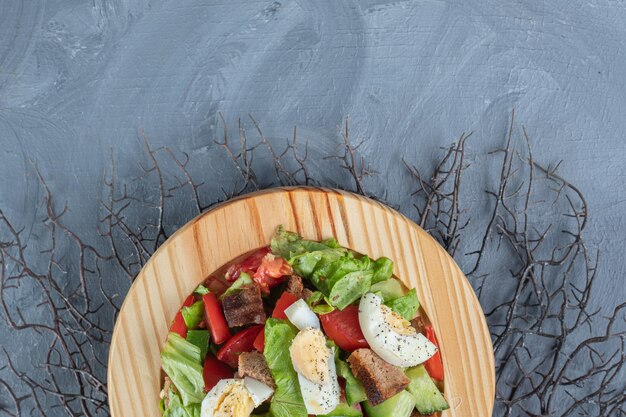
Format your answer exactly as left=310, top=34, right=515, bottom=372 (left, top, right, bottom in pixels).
left=381, top=305, right=416, bottom=335
left=212, top=381, right=255, bottom=417
left=290, top=328, right=332, bottom=385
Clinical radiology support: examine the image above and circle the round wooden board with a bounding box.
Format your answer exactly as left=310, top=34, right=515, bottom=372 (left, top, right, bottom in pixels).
left=107, top=187, right=495, bottom=417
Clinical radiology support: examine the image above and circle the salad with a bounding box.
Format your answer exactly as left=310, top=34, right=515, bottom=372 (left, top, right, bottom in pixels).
left=159, top=226, right=450, bottom=417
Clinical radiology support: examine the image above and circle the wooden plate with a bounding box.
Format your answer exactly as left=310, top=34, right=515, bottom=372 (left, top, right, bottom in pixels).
left=107, top=187, right=495, bottom=416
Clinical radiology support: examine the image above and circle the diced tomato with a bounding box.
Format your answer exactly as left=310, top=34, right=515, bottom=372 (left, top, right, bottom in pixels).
left=423, top=325, right=444, bottom=380
left=182, top=294, right=196, bottom=307
left=203, top=293, right=231, bottom=345
left=253, top=254, right=293, bottom=293
left=272, top=292, right=299, bottom=320
left=225, top=247, right=272, bottom=282
left=168, top=295, right=197, bottom=338
left=203, top=354, right=233, bottom=392
left=216, top=324, right=264, bottom=368
left=253, top=329, right=265, bottom=352
left=170, top=312, right=188, bottom=338
left=320, top=305, right=369, bottom=352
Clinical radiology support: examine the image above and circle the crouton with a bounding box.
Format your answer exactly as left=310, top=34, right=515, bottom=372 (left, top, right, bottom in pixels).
left=411, top=315, right=427, bottom=334
left=286, top=275, right=314, bottom=300
left=221, top=284, right=266, bottom=328
left=238, top=351, right=275, bottom=389
left=347, top=348, right=410, bottom=406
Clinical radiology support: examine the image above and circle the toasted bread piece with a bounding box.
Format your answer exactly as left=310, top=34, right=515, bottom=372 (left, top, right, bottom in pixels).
left=285, top=275, right=313, bottom=300
left=411, top=315, right=427, bottom=334
left=221, top=284, right=267, bottom=328
left=238, top=351, right=275, bottom=389
left=347, top=348, right=410, bottom=406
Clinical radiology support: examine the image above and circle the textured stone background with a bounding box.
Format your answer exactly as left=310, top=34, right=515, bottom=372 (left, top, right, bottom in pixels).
left=1, top=0, right=625, bottom=416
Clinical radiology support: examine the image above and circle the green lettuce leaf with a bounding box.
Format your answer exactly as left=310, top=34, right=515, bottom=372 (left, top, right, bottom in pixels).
left=163, top=391, right=201, bottom=417
left=371, top=257, right=394, bottom=284
left=328, top=270, right=373, bottom=310
left=335, top=358, right=367, bottom=406
left=161, top=333, right=205, bottom=406
left=263, top=318, right=307, bottom=417
left=219, top=272, right=253, bottom=299
left=194, top=284, right=210, bottom=295
left=320, top=402, right=363, bottom=417
left=306, top=291, right=335, bottom=314
left=271, top=225, right=340, bottom=258
left=370, top=278, right=406, bottom=301
left=386, top=289, right=420, bottom=321
left=186, top=330, right=210, bottom=360
left=181, top=301, right=204, bottom=330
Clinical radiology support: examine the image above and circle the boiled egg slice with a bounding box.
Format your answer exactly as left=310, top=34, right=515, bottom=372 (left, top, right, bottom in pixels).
left=289, top=327, right=340, bottom=415
left=201, top=378, right=274, bottom=417
left=358, top=292, right=437, bottom=367
left=285, top=299, right=320, bottom=330
left=243, top=377, right=274, bottom=407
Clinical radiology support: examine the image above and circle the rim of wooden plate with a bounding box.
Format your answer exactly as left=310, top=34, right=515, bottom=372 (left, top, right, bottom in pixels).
left=107, top=187, right=495, bottom=417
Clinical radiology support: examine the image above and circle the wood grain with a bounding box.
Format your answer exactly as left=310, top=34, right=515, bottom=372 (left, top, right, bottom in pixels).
left=107, top=187, right=495, bottom=416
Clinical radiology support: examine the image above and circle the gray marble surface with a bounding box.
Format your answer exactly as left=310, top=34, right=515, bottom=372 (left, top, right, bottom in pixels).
left=1, top=1, right=625, bottom=416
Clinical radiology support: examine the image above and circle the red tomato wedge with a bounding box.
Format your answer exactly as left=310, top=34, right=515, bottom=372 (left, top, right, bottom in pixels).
left=202, top=293, right=231, bottom=345
left=253, top=254, right=293, bottom=293
left=217, top=324, right=264, bottom=368
left=253, top=328, right=265, bottom=352
left=225, top=247, right=271, bottom=282
left=423, top=324, right=444, bottom=380
left=203, top=354, right=233, bottom=392
left=272, top=291, right=298, bottom=319
left=170, top=312, right=187, bottom=338
left=169, top=295, right=196, bottom=338
left=320, top=305, right=369, bottom=352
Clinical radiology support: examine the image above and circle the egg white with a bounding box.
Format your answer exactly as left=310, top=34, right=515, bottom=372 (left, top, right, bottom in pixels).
left=296, top=347, right=340, bottom=415
left=285, top=299, right=320, bottom=330
left=243, top=377, right=274, bottom=407
left=201, top=378, right=273, bottom=417
left=358, top=292, right=437, bottom=367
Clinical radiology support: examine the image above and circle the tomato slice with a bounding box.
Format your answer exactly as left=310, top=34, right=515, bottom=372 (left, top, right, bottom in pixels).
left=170, top=312, right=188, bottom=338
left=225, top=247, right=271, bottom=282
left=272, top=291, right=298, bottom=320
left=216, top=324, right=264, bottom=368
left=320, top=305, right=369, bottom=351
left=253, top=328, right=265, bottom=353
left=423, top=325, right=444, bottom=380
left=203, top=293, right=231, bottom=345
left=203, top=354, right=233, bottom=392
left=253, top=254, right=293, bottom=293
left=169, top=295, right=196, bottom=338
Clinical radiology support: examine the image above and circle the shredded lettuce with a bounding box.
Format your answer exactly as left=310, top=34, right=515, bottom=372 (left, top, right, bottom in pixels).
left=186, top=330, right=210, bottom=360
left=161, top=333, right=205, bottom=406
left=194, top=284, right=210, bottom=295
left=306, top=291, right=335, bottom=314
left=271, top=226, right=341, bottom=258
left=328, top=270, right=373, bottom=310
left=386, top=289, right=420, bottom=321
left=272, top=227, right=396, bottom=311
left=320, top=402, right=363, bottom=417
left=335, top=358, right=367, bottom=406
left=181, top=301, right=204, bottom=329
left=162, top=391, right=201, bottom=417
left=370, top=278, right=406, bottom=301
left=263, top=318, right=307, bottom=417
left=371, top=257, right=394, bottom=284
left=219, top=272, right=253, bottom=299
